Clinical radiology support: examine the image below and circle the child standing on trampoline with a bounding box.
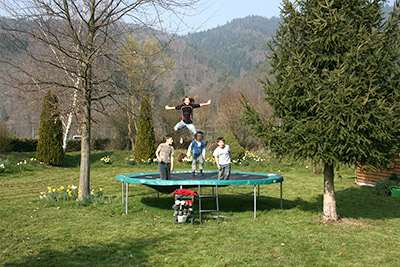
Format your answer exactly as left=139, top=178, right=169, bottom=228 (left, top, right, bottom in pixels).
left=165, top=96, right=211, bottom=142
left=155, top=135, right=174, bottom=180
left=187, top=131, right=206, bottom=176
left=213, top=137, right=231, bottom=180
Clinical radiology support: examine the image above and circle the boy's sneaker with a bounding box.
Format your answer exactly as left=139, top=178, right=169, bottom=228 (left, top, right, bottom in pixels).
left=200, top=170, right=204, bottom=176
left=192, top=171, right=196, bottom=177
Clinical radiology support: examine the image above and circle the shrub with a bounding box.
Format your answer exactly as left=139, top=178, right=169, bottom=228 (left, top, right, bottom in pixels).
left=7, top=138, right=38, bottom=152
left=39, top=185, right=106, bottom=204
left=134, top=95, right=156, bottom=161
left=375, top=179, right=399, bottom=196
left=389, top=172, right=399, bottom=181
left=224, top=130, right=245, bottom=160
left=66, top=140, right=81, bottom=152
left=36, top=91, right=64, bottom=165
left=100, top=156, right=111, bottom=164
left=93, top=138, right=110, bottom=151
left=0, top=159, right=12, bottom=173
left=125, top=157, right=137, bottom=165
left=0, top=122, right=12, bottom=154
left=65, top=138, right=112, bottom=152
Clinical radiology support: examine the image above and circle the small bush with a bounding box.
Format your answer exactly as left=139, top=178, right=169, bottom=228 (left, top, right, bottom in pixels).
left=93, top=138, right=110, bottom=150
left=0, top=122, right=12, bottom=154
left=66, top=138, right=112, bottom=152
left=66, top=140, right=81, bottom=152
left=224, top=130, right=245, bottom=160
left=0, top=159, right=12, bottom=173
left=125, top=157, right=137, bottom=165
left=39, top=185, right=106, bottom=204
left=99, top=156, right=111, bottom=164
left=6, top=138, right=38, bottom=152
left=389, top=172, right=399, bottom=181
left=375, top=179, right=399, bottom=196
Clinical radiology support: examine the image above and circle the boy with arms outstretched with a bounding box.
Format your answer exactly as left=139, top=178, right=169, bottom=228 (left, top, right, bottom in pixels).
left=165, top=96, right=211, bottom=140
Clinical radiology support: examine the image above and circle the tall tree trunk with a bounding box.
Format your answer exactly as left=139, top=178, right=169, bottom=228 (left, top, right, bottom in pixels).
left=127, top=96, right=136, bottom=154
left=79, top=89, right=91, bottom=199
left=79, top=62, right=92, bottom=200
left=79, top=2, right=95, bottom=200
left=323, top=163, right=340, bottom=221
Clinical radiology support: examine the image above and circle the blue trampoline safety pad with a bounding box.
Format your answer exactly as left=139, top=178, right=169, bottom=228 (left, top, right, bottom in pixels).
left=115, top=171, right=283, bottom=186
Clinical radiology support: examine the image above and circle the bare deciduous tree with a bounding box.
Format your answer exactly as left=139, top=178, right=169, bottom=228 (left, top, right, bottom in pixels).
left=0, top=0, right=200, bottom=199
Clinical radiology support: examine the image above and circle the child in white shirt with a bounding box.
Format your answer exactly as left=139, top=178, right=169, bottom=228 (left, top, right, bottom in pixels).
left=213, top=137, right=231, bottom=180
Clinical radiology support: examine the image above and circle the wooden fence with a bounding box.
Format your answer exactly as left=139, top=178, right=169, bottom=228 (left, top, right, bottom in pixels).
left=356, top=157, right=400, bottom=186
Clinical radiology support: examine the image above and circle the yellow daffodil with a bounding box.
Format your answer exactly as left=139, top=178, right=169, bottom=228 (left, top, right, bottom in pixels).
left=47, top=186, right=51, bottom=190
left=52, top=189, right=56, bottom=192
left=60, top=186, right=64, bottom=190
left=99, top=188, right=103, bottom=191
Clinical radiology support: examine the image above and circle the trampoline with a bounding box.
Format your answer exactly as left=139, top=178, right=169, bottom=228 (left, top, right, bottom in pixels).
left=116, top=170, right=284, bottom=219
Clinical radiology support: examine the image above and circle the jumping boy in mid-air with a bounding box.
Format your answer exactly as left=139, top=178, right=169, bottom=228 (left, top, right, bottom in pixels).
left=187, top=131, right=206, bottom=176
left=165, top=96, right=211, bottom=143
left=213, top=137, right=231, bottom=180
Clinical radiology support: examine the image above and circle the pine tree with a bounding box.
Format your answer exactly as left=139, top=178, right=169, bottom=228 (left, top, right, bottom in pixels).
left=134, top=95, right=156, bottom=161
left=224, top=130, right=245, bottom=160
left=36, top=90, right=64, bottom=165
left=243, top=0, right=400, bottom=221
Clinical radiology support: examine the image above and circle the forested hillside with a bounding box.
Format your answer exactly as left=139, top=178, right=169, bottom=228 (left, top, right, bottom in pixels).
left=185, top=16, right=280, bottom=76
left=1, top=4, right=394, bottom=145
left=0, top=15, right=279, bottom=142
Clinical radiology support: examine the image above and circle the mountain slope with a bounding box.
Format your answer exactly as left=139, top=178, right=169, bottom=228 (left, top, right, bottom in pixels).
left=185, top=15, right=280, bottom=76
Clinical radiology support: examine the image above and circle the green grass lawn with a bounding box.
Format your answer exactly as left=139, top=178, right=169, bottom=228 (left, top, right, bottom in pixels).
left=1, top=150, right=400, bottom=266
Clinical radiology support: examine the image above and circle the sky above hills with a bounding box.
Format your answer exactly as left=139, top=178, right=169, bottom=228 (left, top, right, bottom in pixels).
left=178, top=0, right=398, bottom=34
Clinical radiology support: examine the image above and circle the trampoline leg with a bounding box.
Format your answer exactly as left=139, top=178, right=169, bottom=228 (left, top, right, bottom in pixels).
left=280, top=182, right=283, bottom=209
left=258, top=184, right=260, bottom=200
left=254, top=185, right=257, bottom=219
left=198, top=185, right=202, bottom=224
left=122, top=182, right=124, bottom=204
left=125, top=182, right=129, bottom=215
left=216, top=186, right=219, bottom=224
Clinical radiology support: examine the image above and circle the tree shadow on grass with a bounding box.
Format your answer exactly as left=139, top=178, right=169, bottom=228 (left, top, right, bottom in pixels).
left=140, top=185, right=400, bottom=221
left=308, top=186, right=400, bottom=220
left=62, top=151, right=115, bottom=168
left=4, top=236, right=173, bottom=266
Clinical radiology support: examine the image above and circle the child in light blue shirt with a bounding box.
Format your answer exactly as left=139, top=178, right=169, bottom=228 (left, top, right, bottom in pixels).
left=187, top=131, right=206, bottom=176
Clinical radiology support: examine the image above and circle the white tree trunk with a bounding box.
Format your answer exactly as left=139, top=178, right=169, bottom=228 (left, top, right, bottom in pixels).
left=62, top=88, right=78, bottom=152
left=323, top=164, right=340, bottom=221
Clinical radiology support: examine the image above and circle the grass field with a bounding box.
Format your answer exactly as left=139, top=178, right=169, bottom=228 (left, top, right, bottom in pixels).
left=1, top=150, right=400, bottom=266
